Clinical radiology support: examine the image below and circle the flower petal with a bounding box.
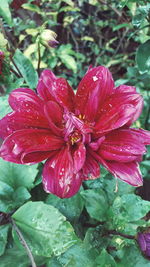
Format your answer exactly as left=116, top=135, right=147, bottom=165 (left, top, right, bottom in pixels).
left=0, top=110, right=49, bottom=139
left=94, top=92, right=143, bottom=135
left=76, top=66, right=114, bottom=120
left=101, top=159, right=143, bottom=186
left=37, top=69, right=75, bottom=111
left=73, top=143, right=86, bottom=173
left=115, top=85, right=136, bottom=93
left=94, top=104, right=136, bottom=135
left=9, top=88, right=44, bottom=111
left=98, top=129, right=146, bottom=162
left=0, top=129, right=64, bottom=164
left=44, top=101, right=63, bottom=136
left=82, top=152, right=100, bottom=180
left=130, top=128, right=150, bottom=145
left=42, top=147, right=82, bottom=198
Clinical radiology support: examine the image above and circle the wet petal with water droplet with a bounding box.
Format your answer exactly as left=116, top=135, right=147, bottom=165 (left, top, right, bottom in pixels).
left=0, top=129, right=64, bottom=164
left=98, top=128, right=146, bottom=162
left=75, top=66, right=114, bottom=120
left=100, top=158, right=143, bottom=186
left=9, top=88, right=44, bottom=112
left=37, top=69, right=75, bottom=111
left=0, top=110, right=50, bottom=139
left=42, top=147, right=82, bottom=198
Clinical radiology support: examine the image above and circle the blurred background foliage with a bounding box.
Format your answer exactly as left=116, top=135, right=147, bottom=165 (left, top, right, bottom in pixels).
left=1, top=0, right=150, bottom=266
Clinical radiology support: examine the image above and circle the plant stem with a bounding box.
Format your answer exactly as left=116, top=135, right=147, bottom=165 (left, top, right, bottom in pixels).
left=37, top=42, right=41, bottom=76
left=10, top=218, right=37, bottom=267
left=107, top=230, right=135, bottom=240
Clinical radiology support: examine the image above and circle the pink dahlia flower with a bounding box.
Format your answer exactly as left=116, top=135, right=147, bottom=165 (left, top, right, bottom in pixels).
left=0, top=66, right=150, bottom=198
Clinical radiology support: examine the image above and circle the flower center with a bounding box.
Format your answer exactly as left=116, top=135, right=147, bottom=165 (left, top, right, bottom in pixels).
left=69, top=130, right=82, bottom=145
left=63, top=111, right=93, bottom=145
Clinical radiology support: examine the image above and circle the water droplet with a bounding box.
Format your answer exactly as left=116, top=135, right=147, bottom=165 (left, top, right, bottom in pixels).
left=93, top=76, right=98, bottom=82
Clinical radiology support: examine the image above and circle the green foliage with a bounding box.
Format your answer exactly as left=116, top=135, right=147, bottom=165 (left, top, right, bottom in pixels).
left=12, top=201, right=78, bottom=257
left=46, top=191, right=84, bottom=222
left=0, top=158, right=38, bottom=212
left=0, top=0, right=150, bottom=266
left=0, top=0, right=12, bottom=26
left=136, top=40, right=150, bottom=73
left=80, top=188, right=109, bottom=221
left=13, top=49, right=38, bottom=89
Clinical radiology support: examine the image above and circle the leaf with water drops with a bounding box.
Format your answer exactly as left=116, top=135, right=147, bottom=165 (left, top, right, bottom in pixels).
left=12, top=201, right=78, bottom=257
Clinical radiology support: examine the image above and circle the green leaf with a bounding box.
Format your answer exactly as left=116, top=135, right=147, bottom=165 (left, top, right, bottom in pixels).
left=136, top=40, right=150, bottom=74
left=112, top=194, right=150, bottom=222
left=13, top=49, right=38, bottom=89
left=95, top=249, right=117, bottom=267
left=109, top=194, right=150, bottom=234
left=0, top=244, right=46, bottom=267
left=117, top=244, right=150, bottom=267
left=59, top=54, right=77, bottom=73
left=22, top=3, right=43, bottom=15
left=0, top=158, right=38, bottom=212
left=0, top=0, right=12, bottom=26
left=132, top=4, right=150, bottom=28
left=80, top=189, right=108, bottom=221
left=0, top=225, right=10, bottom=256
left=12, top=201, right=78, bottom=257
left=0, top=95, right=12, bottom=119
left=47, top=242, right=97, bottom=267
left=46, top=192, right=84, bottom=222
left=0, top=158, right=38, bottom=190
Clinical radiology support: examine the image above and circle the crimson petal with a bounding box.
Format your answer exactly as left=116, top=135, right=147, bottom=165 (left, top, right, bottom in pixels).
left=44, top=101, right=63, bottom=136
left=0, top=110, right=50, bottom=139
left=42, top=147, right=82, bottom=198
left=0, top=129, right=64, bottom=164
left=73, top=143, right=86, bottom=173
left=9, top=88, right=44, bottom=111
left=37, top=69, right=75, bottom=111
left=76, top=66, right=114, bottom=120
left=82, top=152, right=100, bottom=180
left=130, top=128, right=150, bottom=145
left=101, top=159, right=143, bottom=187
left=98, top=129, right=146, bottom=162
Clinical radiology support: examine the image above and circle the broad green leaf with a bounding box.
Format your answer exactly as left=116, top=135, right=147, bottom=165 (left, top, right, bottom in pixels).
left=80, top=189, right=108, bottom=221
left=112, top=194, right=150, bottom=222
left=0, top=0, right=12, bottom=26
left=12, top=201, right=78, bottom=257
left=0, top=158, right=38, bottom=212
left=13, top=49, right=38, bottom=89
left=95, top=249, right=117, bottom=267
left=46, top=192, right=84, bottom=222
left=47, top=242, right=96, bottom=267
left=0, top=158, right=38, bottom=190
left=136, top=40, right=150, bottom=73
left=59, top=54, right=77, bottom=73
left=0, top=225, right=10, bottom=256
left=109, top=194, right=150, bottom=234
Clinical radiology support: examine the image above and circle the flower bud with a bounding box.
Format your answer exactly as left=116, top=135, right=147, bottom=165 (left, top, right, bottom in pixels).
left=138, top=232, right=150, bottom=257
left=40, top=30, right=59, bottom=48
